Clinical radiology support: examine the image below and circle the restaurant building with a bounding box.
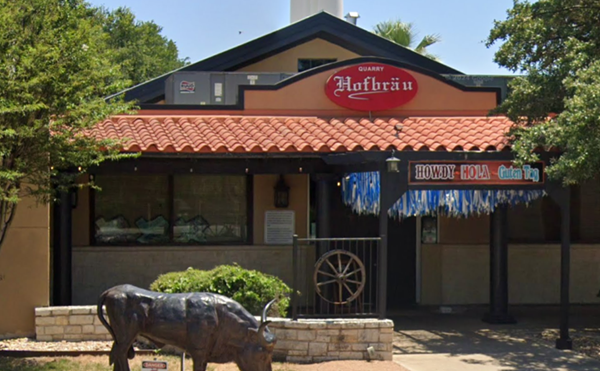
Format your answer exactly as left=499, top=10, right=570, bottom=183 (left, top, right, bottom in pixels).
left=1, top=2, right=599, bottom=340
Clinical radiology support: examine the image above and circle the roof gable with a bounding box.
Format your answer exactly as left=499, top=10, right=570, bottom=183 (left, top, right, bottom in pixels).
left=122, top=12, right=463, bottom=104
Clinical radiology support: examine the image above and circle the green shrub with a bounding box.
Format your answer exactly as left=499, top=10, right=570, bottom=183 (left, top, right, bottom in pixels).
left=150, top=264, right=292, bottom=317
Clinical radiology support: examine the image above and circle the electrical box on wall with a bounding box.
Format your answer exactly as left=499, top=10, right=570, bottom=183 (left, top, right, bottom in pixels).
left=165, top=72, right=295, bottom=105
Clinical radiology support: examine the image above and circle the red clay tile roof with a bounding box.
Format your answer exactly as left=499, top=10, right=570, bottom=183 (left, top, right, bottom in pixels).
left=92, top=116, right=514, bottom=153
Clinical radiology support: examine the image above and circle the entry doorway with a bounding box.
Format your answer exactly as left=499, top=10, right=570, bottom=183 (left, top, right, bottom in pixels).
left=387, top=216, right=417, bottom=309
left=322, top=181, right=417, bottom=311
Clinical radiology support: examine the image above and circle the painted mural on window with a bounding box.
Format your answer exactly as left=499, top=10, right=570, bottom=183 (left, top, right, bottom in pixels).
left=94, top=174, right=247, bottom=245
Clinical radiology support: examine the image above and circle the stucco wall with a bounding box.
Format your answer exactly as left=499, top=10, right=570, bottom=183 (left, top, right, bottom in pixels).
left=0, top=195, right=49, bottom=338
left=72, top=244, right=315, bottom=305
left=254, top=174, right=309, bottom=244
left=438, top=202, right=550, bottom=245
left=237, top=38, right=360, bottom=73
left=420, top=244, right=600, bottom=305
left=439, top=215, right=489, bottom=244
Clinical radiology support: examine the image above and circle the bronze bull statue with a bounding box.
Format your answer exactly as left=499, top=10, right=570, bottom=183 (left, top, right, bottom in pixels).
left=97, top=284, right=277, bottom=371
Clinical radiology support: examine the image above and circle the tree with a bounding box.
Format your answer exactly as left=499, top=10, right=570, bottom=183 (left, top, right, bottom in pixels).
left=0, top=0, right=136, bottom=249
left=487, top=0, right=600, bottom=184
left=95, top=6, right=189, bottom=86
left=374, top=19, right=441, bottom=60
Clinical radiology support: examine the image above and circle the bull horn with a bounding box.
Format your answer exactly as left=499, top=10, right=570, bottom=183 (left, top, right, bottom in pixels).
left=258, top=321, right=276, bottom=347
left=259, top=299, right=277, bottom=347
left=262, top=299, right=277, bottom=324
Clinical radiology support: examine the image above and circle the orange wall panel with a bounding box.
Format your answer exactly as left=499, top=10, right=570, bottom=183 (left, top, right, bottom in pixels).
left=243, top=66, right=498, bottom=115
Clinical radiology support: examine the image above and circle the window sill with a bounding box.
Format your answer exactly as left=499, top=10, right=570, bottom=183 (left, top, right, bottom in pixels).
left=73, top=244, right=301, bottom=252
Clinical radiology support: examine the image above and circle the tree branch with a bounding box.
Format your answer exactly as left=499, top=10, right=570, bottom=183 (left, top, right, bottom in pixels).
left=0, top=200, right=16, bottom=252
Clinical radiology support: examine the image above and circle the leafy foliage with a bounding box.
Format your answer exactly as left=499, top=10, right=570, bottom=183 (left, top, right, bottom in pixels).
left=0, top=0, right=136, bottom=248
left=94, top=6, right=188, bottom=86
left=374, top=19, right=441, bottom=60
left=487, top=0, right=600, bottom=184
left=150, top=264, right=292, bottom=317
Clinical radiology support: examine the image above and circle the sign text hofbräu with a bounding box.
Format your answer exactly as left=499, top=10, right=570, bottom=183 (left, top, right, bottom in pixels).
left=325, top=63, right=418, bottom=111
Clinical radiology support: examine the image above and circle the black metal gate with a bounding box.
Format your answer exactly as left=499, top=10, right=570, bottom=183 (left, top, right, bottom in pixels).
left=291, top=236, right=381, bottom=319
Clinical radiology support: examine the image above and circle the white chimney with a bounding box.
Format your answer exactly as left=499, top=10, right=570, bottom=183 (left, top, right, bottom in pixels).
left=290, top=0, right=343, bottom=23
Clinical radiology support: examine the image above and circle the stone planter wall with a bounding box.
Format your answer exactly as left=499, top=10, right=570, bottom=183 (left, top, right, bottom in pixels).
left=35, top=306, right=110, bottom=342
left=35, top=306, right=393, bottom=362
left=268, top=318, right=393, bottom=362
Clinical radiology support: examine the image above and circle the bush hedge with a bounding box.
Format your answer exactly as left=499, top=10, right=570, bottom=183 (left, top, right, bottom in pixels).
left=150, top=264, right=292, bottom=317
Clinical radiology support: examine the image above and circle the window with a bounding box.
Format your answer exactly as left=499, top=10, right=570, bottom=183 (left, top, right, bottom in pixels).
left=173, top=176, right=247, bottom=243
left=298, top=58, right=337, bottom=72
left=93, top=174, right=249, bottom=245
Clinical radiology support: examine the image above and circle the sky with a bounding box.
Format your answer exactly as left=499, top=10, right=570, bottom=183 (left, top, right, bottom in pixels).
left=87, top=0, right=518, bottom=75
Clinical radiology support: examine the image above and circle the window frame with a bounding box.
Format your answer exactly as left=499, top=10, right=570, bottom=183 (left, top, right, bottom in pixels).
left=89, top=174, right=253, bottom=246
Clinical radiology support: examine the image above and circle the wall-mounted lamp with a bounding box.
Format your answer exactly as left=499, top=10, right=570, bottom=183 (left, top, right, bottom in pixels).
left=386, top=150, right=400, bottom=173
left=274, top=175, right=290, bottom=208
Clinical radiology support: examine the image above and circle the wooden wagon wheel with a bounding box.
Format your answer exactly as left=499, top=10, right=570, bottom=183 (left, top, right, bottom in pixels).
left=313, top=250, right=366, bottom=305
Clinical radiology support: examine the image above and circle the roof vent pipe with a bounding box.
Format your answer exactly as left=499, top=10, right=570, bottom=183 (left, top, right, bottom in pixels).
left=290, top=0, right=343, bottom=23
left=345, top=11, right=359, bottom=25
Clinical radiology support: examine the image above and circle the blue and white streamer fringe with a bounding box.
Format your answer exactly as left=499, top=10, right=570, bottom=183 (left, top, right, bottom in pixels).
left=341, top=172, right=545, bottom=218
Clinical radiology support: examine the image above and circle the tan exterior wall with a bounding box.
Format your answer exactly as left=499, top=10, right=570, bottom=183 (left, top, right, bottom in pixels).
left=237, top=38, right=360, bottom=73
left=72, top=244, right=315, bottom=305
left=0, top=195, right=49, bottom=338
left=254, top=174, right=309, bottom=244
left=439, top=215, right=489, bottom=244
left=242, top=64, right=497, bottom=116
left=420, top=244, right=600, bottom=305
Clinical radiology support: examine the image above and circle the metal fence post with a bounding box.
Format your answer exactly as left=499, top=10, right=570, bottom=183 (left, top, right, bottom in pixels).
left=292, top=234, right=299, bottom=320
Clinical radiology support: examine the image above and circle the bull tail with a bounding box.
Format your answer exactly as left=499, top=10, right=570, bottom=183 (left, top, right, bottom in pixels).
left=97, top=289, right=118, bottom=365
left=97, top=290, right=116, bottom=340
left=98, top=289, right=137, bottom=364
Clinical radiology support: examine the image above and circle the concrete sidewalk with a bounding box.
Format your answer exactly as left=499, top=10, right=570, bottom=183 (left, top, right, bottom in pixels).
left=390, top=306, right=600, bottom=371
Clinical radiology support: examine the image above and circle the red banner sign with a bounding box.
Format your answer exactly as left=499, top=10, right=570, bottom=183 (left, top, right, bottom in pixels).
left=409, top=161, right=544, bottom=185
left=325, top=63, right=418, bottom=111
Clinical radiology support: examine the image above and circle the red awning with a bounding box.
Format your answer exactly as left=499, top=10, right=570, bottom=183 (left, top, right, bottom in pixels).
left=92, top=116, right=513, bottom=154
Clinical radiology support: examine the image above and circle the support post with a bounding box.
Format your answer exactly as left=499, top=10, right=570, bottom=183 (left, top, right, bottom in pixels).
left=547, top=183, right=572, bottom=349
left=53, top=188, right=73, bottom=306
left=377, top=170, right=389, bottom=319
left=377, top=161, right=408, bottom=319
left=316, top=175, right=332, bottom=256
left=291, top=234, right=299, bottom=320
left=555, top=187, right=572, bottom=350
left=483, top=204, right=515, bottom=324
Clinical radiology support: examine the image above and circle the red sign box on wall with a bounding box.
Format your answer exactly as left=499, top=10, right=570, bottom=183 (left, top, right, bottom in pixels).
left=409, top=161, right=545, bottom=185
left=325, top=63, right=418, bottom=111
